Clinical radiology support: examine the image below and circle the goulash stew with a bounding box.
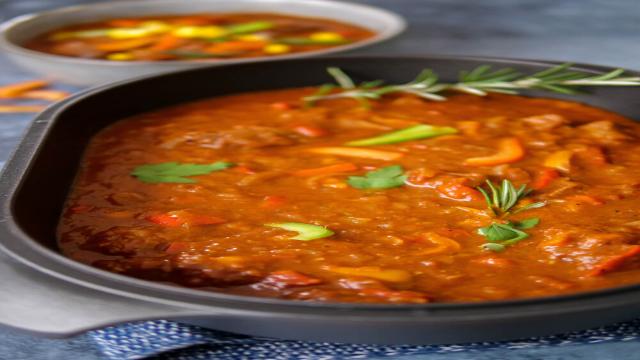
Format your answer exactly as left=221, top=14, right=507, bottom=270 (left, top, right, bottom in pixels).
left=58, top=86, right=640, bottom=304
left=25, top=13, right=373, bottom=61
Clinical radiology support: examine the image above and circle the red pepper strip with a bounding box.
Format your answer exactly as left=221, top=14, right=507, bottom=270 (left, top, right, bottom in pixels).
left=530, top=168, right=560, bottom=190
left=147, top=210, right=225, bottom=227
left=261, top=195, right=287, bottom=208
left=589, top=245, right=640, bottom=276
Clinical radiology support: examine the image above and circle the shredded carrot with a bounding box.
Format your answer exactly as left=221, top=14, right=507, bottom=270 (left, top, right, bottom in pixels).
left=324, top=266, right=412, bottom=282
left=147, top=35, right=182, bottom=51
left=308, top=147, right=404, bottom=161
left=589, top=245, right=640, bottom=276
left=292, top=125, right=328, bottom=137
left=415, top=232, right=461, bottom=255
left=0, top=105, right=46, bottom=113
left=543, top=150, right=573, bottom=172
left=95, top=38, right=155, bottom=52
left=21, top=89, right=69, bottom=101
left=292, top=163, right=358, bottom=177
left=531, top=168, right=560, bottom=190
left=463, top=137, right=525, bottom=166
left=0, top=80, right=48, bottom=98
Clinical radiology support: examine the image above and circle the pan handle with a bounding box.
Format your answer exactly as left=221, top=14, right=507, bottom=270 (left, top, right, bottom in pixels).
left=0, top=253, right=199, bottom=338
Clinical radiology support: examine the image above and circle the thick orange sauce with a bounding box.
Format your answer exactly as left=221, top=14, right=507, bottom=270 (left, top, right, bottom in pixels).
left=59, top=89, right=640, bottom=303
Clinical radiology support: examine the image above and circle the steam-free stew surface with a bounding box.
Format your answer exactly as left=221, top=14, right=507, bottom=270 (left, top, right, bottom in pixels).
left=58, top=89, right=640, bottom=303
left=25, top=13, right=373, bottom=61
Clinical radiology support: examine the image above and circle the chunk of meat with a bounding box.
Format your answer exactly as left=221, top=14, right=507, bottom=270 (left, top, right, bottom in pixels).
left=520, top=114, right=568, bottom=130
left=162, top=126, right=298, bottom=149
left=80, top=226, right=165, bottom=256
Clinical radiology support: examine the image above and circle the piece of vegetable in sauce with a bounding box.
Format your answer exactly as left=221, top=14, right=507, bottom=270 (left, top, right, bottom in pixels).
left=131, top=161, right=234, bottom=183
left=464, top=137, right=525, bottom=166
left=265, top=222, right=335, bottom=241
left=307, top=147, right=403, bottom=160
left=589, top=245, right=640, bottom=276
left=226, top=21, right=274, bottom=34
left=147, top=210, right=226, bottom=227
left=324, top=266, right=412, bottom=283
left=530, top=168, right=560, bottom=190
left=543, top=150, right=573, bottom=172
left=345, top=124, right=458, bottom=146
left=347, top=165, right=407, bottom=190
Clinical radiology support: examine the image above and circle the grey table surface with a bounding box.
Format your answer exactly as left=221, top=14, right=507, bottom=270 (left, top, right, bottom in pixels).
left=0, top=0, right=639, bottom=359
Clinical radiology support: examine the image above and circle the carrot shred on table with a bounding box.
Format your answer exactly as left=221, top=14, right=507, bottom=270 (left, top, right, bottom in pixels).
left=292, top=163, right=358, bottom=177
left=21, top=89, right=70, bottom=101
left=0, top=105, right=46, bottom=113
left=0, top=80, right=48, bottom=98
left=463, top=137, right=525, bottom=166
left=589, top=245, right=640, bottom=276
left=531, top=168, right=560, bottom=190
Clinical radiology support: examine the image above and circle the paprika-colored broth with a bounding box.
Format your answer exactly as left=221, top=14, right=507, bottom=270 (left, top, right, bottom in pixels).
left=58, top=88, right=640, bottom=303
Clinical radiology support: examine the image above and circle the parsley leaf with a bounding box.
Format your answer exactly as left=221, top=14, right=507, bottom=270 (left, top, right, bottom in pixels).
left=131, top=161, right=234, bottom=183
left=347, top=165, right=407, bottom=189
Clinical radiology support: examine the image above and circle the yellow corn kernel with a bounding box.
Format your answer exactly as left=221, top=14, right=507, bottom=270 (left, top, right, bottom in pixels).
left=173, top=26, right=227, bottom=38
left=309, top=32, right=344, bottom=42
left=263, top=44, right=291, bottom=54
left=107, top=52, right=134, bottom=61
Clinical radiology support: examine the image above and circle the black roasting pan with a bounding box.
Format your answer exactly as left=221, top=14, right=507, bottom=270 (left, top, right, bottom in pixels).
left=1, top=56, right=640, bottom=344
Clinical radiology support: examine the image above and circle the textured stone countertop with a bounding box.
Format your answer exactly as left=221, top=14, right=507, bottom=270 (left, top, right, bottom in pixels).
left=0, top=0, right=638, bottom=359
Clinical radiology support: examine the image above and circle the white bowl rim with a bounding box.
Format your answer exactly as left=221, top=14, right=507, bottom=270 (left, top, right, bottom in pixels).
left=0, top=0, right=407, bottom=67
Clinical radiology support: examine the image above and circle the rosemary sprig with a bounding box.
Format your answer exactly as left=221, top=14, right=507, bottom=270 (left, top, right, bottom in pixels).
left=303, top=63, right=640, bottom=106
left=476, top=179, right=546, bottom=252
left=477, top=179, right=546, bottom=217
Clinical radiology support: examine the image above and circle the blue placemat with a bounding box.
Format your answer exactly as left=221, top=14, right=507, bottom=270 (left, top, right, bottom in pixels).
left=89, top=319, right=640, bottom=360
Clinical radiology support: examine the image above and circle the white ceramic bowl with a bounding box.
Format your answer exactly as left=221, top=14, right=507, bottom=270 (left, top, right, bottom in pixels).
left=0, top=0, right=406, bottom=86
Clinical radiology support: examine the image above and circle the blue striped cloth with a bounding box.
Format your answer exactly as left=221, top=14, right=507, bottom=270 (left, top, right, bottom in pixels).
left=88, top=319, right=640, bottom=359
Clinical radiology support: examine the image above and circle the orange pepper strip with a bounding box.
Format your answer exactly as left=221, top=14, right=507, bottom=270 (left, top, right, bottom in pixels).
left=0, top=80, right=48, bottom=98
left=147, top=35, right=183, bottom=51
left=530, top=168, right=560, bottom=190
left=292, top=163, right=358, bottom=177
left=589, top=245, right=640, bottom=276
left=0, top=105, right=46, bottom=113
left=416, top=232, right=461, bottom=256
left=308, top=147, right=404, bottom=161
left=21, top=90, right=70, bottom=101
left=463, top=137, right=525, bottom=166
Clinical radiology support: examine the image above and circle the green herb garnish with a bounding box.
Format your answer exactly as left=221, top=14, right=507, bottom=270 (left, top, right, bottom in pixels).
left=478, top=218, right=539, bottom=252
left=477, top=179, right=546, bottom=217
left=131, top=161, right=234, bottom=183
left=347, top=165, right=407, bottom=189
left=304, top=64, right=640, bottom=106
left=265, top=222, right=334, bottom=241
left=345, top=124, right=458, bottom=147
left=226, top=21, right=273, bottom=34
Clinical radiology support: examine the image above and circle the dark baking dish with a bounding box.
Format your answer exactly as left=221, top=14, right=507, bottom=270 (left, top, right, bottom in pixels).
left=1, top=56, right=640, bottom=344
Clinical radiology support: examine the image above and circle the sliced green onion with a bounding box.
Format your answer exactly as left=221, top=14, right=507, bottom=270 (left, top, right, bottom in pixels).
left=226, top=21, right=273, bottom=34
left=265, top=222, right=334, bottom=241
left=345, top=124, right=458, bottom=147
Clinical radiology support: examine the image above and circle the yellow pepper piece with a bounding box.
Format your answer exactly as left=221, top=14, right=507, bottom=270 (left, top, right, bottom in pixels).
left=543, top=150, right=573, bottom=172
left=107, top=28, right=153, bottom=39
left=325, top=266, right=412, bottom=282
left=309, top=32, right=344, bottom=42
left=236, top=34, right=268, bottom=42
left=263, top=44, right=291, bottom=54
left=139, top=21, right=172, bottom=32
left=173, top=26, right=227, bottom=38
left=106, top=52, right=135, bottom=61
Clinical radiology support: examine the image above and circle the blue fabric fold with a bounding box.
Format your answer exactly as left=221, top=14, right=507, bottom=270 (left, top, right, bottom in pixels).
left=89, top=319, right=640, bottom=360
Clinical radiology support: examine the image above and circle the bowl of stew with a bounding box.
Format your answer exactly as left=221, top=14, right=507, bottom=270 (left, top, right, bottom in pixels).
left=0, top=0, right=405, bottom=85
left=2, top=56, right=640, bottom=344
